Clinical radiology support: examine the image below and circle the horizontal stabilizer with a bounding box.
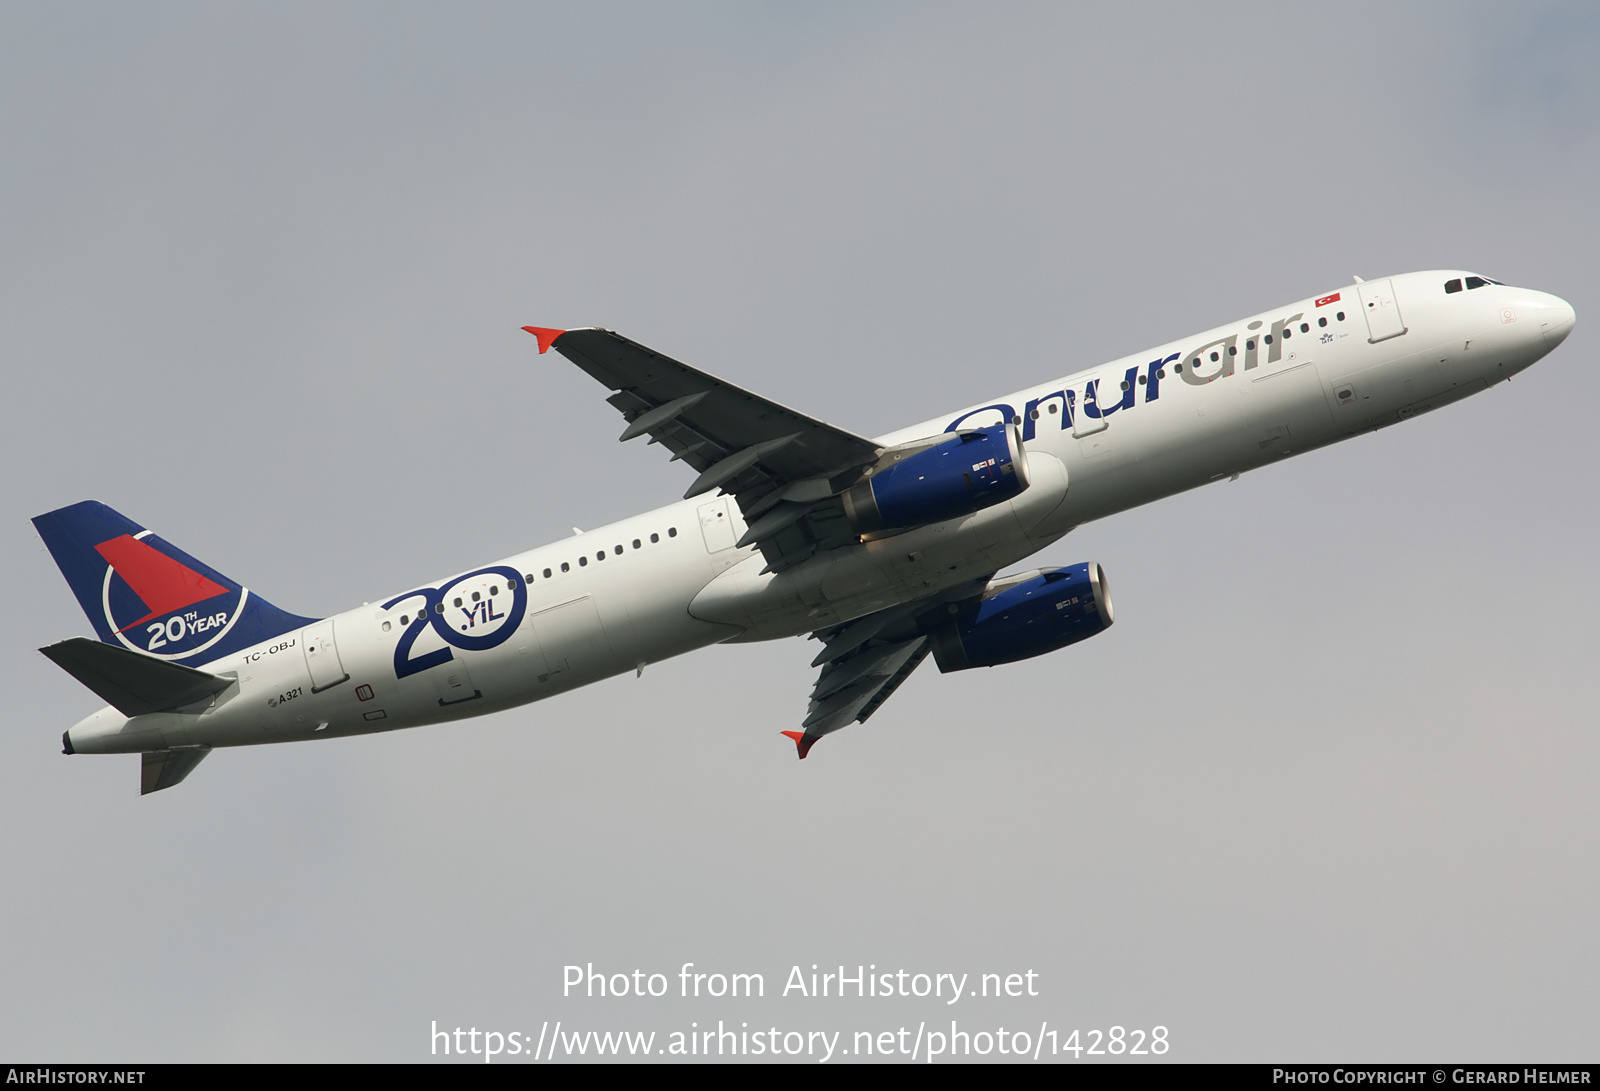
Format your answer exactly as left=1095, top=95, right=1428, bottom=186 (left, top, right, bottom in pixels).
left=41, top=637, right=235, bottom=717
left=141, top=747, right=211, bottom=795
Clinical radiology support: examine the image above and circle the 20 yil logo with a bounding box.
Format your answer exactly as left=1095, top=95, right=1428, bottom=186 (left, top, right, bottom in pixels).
left=382, top=566, right=530, bottom=680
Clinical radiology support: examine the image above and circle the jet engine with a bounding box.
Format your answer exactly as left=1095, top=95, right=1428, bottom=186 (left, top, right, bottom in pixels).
left=926, top=562, right=1113, bottom=672
left=841, top=422, right=1030, bottom=534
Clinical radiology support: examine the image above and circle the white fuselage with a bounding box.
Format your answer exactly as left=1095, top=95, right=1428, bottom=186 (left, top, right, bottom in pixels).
left=65, top=272, right=1576, bottom=755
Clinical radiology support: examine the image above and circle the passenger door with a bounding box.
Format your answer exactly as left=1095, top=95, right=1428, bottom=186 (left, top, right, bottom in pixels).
left=1356, top=278, right=1408, bottom=344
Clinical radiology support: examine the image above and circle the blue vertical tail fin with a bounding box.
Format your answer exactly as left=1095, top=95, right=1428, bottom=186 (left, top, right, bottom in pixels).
left=32, top=501, right=317, bottom=668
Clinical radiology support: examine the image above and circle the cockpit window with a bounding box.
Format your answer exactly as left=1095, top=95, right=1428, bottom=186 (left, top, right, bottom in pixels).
left=1465, top=276, right=1489, bottom=290
left=1445, top=278, right=1463, bottom=294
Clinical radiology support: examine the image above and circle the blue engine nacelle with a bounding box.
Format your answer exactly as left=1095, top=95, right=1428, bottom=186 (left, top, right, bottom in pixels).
left=842, top=422, right=1029, bottom=534
left=927, top=563, right=1114, bottom=672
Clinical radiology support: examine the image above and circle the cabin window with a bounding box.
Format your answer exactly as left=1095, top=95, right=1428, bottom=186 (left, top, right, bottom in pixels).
left=435, top=603, right=444, bottom=614
left=1318, top=317, right=1327, bottom=327
left=560, top=562, right=569, bottom=573
left=1048, top=402, right=1058, bottom=412
left=1120, top=380, right=1130, bottom=391
left=1174, top=363, right=1183, bottom=373
left=1137, top=374, right=1146, bottom=385
left=579, top=556, right=588, bottom=566
left=543, top=568, right=552, bottom=578
left=1030, top=409, right=1040, bottom=419
left=1227, top=346, right=1236, bottom=356
left=1247, top=339, right=1255, bottom=349
left=1209, top=351, right=1219, bottom=362
left=400, top=615, right=409, bottom=625
left=1336, top=311, right=1345, bottom=321
left=471, top=591, right=480, bottom=602
left=596, top=551, right=605, bottom=561
left=453, top=597, right=463, bottom=607
left=382, top=620, right=392, bottom=632
left=633, top=539, right=641, bottom=549
left=668, top=527, right=678, bottom=537
left=1264, top=334, right=1274, bottom=344
left=651, top=533, right=660, bottom=543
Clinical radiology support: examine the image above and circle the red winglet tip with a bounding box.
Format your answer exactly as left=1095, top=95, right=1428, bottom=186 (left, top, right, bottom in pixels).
left=780, top=730, right=818, bottom=760
left=521, top=326, right=566, bottom=354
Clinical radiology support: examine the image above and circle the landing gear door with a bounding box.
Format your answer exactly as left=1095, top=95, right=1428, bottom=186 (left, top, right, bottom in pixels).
left=1357, top=278, right=1408, bottom=344
left=302, top=620, right=349, bottom=693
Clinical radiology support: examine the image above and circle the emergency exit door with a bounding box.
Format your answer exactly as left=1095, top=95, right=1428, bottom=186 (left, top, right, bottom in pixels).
left=302, top=620, right=349, bottom=693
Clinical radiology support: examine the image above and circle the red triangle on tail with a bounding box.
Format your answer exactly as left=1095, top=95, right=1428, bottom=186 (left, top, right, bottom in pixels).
left=94, top=535, right=229, bottom=630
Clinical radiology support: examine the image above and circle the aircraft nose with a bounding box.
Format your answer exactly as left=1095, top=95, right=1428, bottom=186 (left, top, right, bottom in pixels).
left=1539, top=293, right=1576, bottom=349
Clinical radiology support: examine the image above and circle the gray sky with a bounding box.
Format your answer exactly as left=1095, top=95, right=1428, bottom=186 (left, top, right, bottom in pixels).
left=2, top=1, right=1596, bottom=1062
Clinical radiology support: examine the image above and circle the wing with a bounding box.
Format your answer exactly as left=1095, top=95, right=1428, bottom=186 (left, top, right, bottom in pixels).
left=784, top=637, right=931, bottom=758
left=527, top=327, right=883, bottom=572
left=780, top=575, right=994, bottom=758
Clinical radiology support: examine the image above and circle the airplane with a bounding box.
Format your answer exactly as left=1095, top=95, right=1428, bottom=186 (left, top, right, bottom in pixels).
left=34, top=271, right=1575, bottom=793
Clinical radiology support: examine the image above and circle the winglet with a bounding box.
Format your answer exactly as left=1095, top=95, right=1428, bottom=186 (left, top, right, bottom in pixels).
left=780, top=730, right=820, bottom=760
left=521, top=326, right=567, bottom=354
